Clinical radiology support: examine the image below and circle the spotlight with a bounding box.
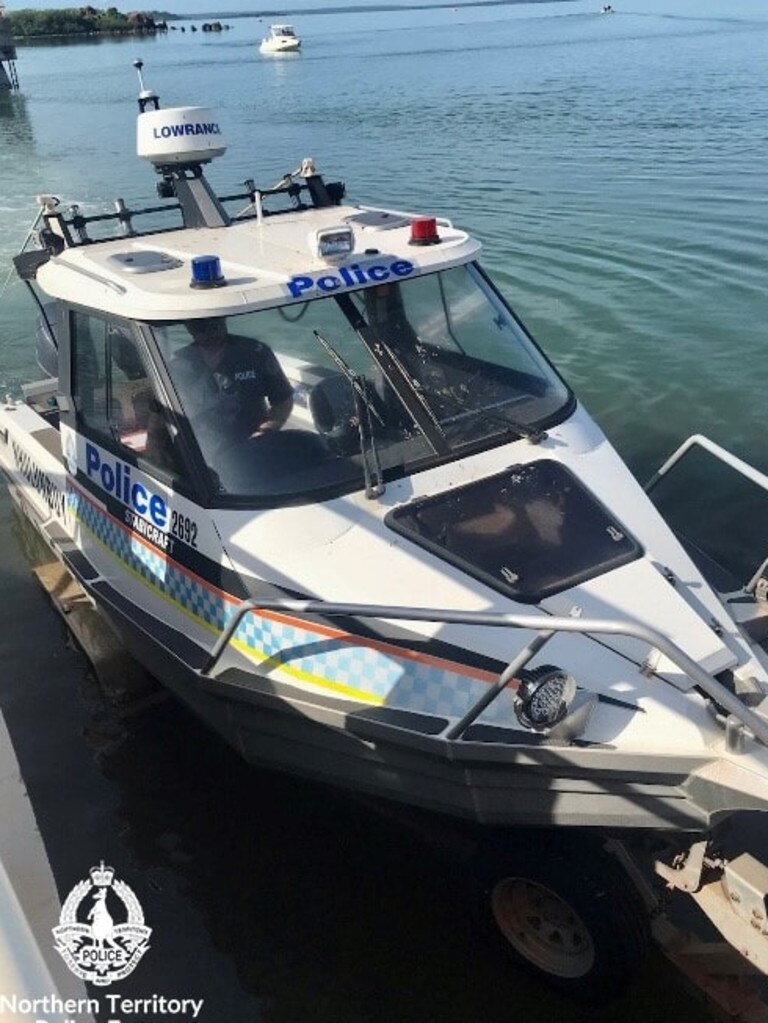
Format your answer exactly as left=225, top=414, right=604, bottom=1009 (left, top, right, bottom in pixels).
left=515, top=664, right=577, bottom=731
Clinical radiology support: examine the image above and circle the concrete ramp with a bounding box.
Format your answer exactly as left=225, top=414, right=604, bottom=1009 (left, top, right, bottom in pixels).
left=0, top=710, right=93, bottom=1019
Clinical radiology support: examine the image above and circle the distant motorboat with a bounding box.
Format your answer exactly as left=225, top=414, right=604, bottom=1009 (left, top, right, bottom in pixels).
left=259, top=24, right=301, bottom=54
left=601, top=4, right=614, bottom=12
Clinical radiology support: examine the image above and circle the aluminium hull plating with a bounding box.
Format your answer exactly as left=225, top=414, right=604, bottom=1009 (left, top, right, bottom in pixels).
left=3, top=418, right=767, bottom=836
left=58, top=546, right=728, bottom=834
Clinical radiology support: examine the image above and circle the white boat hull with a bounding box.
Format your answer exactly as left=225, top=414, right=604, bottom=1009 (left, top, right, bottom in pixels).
left=3, top=398, right=768, bottom=834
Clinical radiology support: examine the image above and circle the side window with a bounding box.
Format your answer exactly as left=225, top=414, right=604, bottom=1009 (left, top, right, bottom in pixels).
left=71, top=312, right=182, bottom=478
left=71, top=312, right=109, bottom=431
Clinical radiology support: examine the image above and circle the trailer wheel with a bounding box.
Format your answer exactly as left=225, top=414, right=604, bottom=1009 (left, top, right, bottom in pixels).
left=478, top=841, right=650, bottom=1001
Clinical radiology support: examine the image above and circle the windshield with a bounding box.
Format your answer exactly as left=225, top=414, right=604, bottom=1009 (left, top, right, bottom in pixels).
left=154, top=263, right=572, bottom=504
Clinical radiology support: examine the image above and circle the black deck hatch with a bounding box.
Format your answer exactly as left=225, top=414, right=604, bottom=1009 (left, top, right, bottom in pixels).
left=386, top=460, right=642, bottom=603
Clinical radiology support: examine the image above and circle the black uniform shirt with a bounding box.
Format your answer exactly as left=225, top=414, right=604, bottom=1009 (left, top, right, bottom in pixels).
left=171, top=335, right=294, bottom=456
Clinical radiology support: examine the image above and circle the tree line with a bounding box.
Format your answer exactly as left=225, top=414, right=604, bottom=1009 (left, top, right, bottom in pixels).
left=6, top=7, right=168, bottom=38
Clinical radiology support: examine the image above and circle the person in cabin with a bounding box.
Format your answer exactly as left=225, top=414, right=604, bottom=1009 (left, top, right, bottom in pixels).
left=169, top=317, right=294, bottom=459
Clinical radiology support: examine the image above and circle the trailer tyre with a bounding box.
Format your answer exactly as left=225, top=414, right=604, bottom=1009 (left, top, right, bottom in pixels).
left=478, top=842, right=650, bottom=1002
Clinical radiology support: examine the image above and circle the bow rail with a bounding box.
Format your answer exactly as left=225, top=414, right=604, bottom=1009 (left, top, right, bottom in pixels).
left=200, top=598, right=768, bottom=747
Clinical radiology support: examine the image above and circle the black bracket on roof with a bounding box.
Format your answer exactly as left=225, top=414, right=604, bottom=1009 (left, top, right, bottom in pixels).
left=13, top=249, right=50, bottom=280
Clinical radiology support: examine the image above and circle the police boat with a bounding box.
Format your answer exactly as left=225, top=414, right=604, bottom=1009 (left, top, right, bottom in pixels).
left=4, top=64, right=768, bottom=998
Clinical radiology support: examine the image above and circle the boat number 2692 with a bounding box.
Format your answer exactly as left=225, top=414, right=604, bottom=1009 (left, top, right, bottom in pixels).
left=170, top=510, right=198, bottom=548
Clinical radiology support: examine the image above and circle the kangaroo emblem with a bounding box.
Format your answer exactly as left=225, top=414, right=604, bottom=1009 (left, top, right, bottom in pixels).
left=53, top=861, right=152, bottom=986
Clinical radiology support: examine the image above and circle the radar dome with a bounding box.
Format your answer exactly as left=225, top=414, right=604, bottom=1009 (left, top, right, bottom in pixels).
left=137, top=106, right=226, bottom=166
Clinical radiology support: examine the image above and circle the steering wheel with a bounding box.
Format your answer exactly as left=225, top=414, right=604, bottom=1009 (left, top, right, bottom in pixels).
left=216, top=429, right=332, bottom=492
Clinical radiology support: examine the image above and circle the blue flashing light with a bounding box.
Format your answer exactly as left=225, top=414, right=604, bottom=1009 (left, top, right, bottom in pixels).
left=190, top=254, right=225, bottom=289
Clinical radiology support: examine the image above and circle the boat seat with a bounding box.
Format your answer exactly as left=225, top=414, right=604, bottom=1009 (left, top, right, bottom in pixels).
left=308, top=372, right=360, bottom=455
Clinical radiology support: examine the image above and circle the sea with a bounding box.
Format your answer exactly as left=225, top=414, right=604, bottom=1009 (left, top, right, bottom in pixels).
left=0, top=0, right=767, bottom=1019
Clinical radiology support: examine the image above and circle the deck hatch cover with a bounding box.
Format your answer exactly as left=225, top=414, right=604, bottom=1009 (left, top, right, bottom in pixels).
left=345, top=210, right=411, bottom=231
left=385, top=460, right=642, bottom=604
left=106, top=251, right=183, bottom=274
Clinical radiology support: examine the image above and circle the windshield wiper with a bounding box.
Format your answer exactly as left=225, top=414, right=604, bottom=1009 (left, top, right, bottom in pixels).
left=335, top=293, right=451, bottom=457
left=435, top=386, right=548, bottom=443
left=312, top=330, right=385, bottom=498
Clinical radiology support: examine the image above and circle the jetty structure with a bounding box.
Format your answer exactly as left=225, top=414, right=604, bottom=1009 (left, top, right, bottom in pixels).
left=0, top=2, right=19, bottom=91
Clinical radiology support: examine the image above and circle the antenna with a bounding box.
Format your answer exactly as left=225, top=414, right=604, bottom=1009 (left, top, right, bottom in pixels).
left=133, top=58, right=159, bottom=112
left=133, top=58, right=147, bottom=91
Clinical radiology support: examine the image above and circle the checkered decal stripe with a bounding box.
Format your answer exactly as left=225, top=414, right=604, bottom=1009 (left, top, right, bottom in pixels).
left=68, top=486, right=514, bottom=723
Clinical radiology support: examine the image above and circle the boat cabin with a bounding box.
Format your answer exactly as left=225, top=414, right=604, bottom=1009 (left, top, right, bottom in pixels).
left=37, top=251, right=573, bottom=512
left=21, top=115, right=574, bottom=516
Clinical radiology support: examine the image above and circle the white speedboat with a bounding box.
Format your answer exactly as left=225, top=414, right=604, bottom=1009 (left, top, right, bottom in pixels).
left=4, top=62, right=768, bottom=999
left=259, top=24, right=300, bottom=54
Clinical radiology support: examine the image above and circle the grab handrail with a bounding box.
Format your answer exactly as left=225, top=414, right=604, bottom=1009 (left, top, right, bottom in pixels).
left=200, top=597, right=768, bottom=747
left=645, top=433, right=768, bottom=593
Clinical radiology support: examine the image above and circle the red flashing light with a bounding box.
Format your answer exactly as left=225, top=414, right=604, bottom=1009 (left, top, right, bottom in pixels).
left=409, top=216, right=441, bottom=246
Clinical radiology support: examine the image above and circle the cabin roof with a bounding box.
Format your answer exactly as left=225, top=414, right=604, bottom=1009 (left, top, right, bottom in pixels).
left=36, top=201, right=480, bottom=321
